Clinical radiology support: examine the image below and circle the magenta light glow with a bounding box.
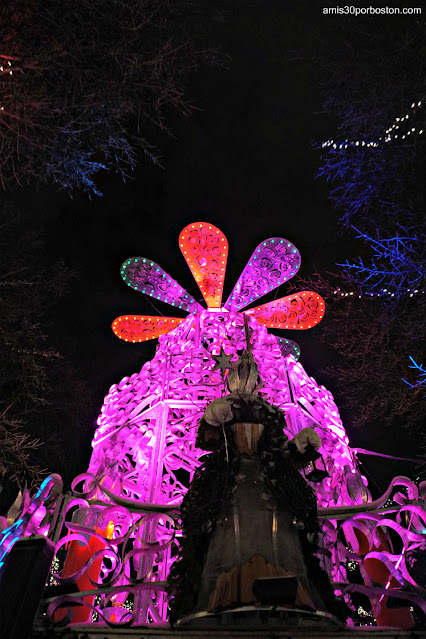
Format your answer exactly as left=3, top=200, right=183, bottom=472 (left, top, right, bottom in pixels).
left=1, top=222, right=426, bottom=628
left=120, top=257, right=203, bottom=313
left=88, top=308, right=366, bottom=625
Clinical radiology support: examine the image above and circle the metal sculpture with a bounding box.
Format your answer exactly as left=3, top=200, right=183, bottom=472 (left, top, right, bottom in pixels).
left=84, top=222, right=362, bottom=624
left=1, top=221, right=425, bottom=630
left=111, top=223, right=323, bottom=343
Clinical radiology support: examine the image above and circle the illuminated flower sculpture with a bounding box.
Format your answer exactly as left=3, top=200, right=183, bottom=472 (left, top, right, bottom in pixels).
left=112, top=222, right=325, bottom=359
left=95, top=222, right=354, bottom=509
left=1, top=222, right=426, bottom=631
left=87, top=222, right=368, bottom=622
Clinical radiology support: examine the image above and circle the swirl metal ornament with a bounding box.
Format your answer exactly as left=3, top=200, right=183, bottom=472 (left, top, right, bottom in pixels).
left=1, top=222, right=425, bottom=630
left=224, top=237, right=301, bottom=311
left=120, top=257, right=202, bottom=313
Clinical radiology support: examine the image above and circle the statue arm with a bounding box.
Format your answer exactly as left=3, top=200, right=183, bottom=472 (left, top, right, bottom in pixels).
left=282, top=427, right=322, bottom=466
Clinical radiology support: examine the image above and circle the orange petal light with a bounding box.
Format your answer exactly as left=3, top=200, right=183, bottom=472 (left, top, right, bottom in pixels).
left=112, top=316, right=185, bottom=343
left=179, top=222, right=228, bottom=308
left=244, top=291, right=325, bottom=330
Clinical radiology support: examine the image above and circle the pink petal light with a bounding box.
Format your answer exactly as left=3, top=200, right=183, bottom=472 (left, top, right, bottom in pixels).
left=120, top=256, right=202, bottom=313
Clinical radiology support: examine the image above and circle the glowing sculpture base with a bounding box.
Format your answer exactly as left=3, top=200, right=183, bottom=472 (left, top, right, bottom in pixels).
left=84, top=309, right=363, bottom=624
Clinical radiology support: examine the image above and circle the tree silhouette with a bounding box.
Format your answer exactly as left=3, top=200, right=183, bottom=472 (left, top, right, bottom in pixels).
left=0, top=0, right=220, bottom=195
left=316, top=12, right=425, bottom=230
left=0, top=200, right=92, bottom=506
left=290, top=273, right=426, bottom=436
left=308, top=11, right=426, bottom=398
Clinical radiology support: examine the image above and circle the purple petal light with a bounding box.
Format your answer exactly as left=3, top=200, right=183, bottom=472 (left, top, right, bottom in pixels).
left=120, top=257, right=203, bottom=313
left=224, top=238, right=301, bottom=311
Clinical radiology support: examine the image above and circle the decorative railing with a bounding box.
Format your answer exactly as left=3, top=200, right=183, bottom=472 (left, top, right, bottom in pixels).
left=1, top=472, right=426, bottom=629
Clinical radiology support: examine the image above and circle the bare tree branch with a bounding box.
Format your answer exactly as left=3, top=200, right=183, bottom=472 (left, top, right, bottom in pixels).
left=0, top=0, right=222, bottom=195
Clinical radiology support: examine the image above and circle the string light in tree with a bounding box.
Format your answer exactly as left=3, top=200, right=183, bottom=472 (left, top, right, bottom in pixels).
left=333, top=288, right=425, bottom=298
left=0, top=60, right=13, bottom=76
left=0, top=60, right=13, bottom=113
left=322, top=99, right=424, bottom=149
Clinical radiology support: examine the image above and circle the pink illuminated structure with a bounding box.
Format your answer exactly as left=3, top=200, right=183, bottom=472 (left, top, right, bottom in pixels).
left=1, top=222, right=425, bottom=629
left=87, top=223, right=366, bottom=622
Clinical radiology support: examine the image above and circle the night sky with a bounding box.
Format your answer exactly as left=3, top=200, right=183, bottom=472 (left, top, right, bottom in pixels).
left=11, top=3, right=415, bottom=489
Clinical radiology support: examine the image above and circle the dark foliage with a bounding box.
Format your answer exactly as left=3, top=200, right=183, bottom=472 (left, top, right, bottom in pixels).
left=291, top=9, right=426, bottom=438
left=0, top=0, right=221, bottom=195
left=316, top=11, right=425, bottom=230
left=0, top=200, right=93, bottom=502
left=312, top=9, right=425, bottom=297
left=289, top=273, right=426, bottom=435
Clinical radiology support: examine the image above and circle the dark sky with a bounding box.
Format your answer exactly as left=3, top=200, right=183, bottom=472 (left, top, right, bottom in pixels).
left=42, top=2, right=346, bottom=386
left=15, top=2, right=415, bottom=489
